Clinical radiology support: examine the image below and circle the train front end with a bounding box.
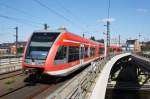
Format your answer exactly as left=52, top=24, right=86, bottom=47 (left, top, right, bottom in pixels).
left=22, top=31, right=60, bottom=75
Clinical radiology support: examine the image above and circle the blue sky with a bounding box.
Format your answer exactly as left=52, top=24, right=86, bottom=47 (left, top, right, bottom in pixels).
left=0, top=0, right=150, bottom=44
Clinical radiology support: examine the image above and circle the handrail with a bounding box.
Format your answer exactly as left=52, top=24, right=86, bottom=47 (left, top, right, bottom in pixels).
left=47, top=57, right=109, bottom=99
left=0, top=54, right=22, bottom=59
left=0, top=57, right=22, bottom=74
left=47, top=53, right=129, bottom=99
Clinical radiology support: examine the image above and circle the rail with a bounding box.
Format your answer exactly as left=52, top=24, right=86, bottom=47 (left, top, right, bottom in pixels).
left=47, top=57, right=109, bottom=99
left=140, top=53, right=150, bottom=59
left=0, top=57, right=22, bottom=74
left=135, top=52, right=150, bottom=60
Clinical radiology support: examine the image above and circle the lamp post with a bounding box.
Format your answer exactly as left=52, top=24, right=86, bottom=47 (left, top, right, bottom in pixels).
left=119, top=34, right=120, bottom=47
left=138, top=33, right=141, bottom=42
left=104, top=20, right=110, bottom=57
left=14, top=27, right=18, bottom=57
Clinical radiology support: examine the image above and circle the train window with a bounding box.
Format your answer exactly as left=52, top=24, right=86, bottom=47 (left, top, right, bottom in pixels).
left=54, top=46, right=67, bottom=64
left=26, top=46, right=50, bottom=60
left=68, top=46, right=79, bottom=62
left=90, top=48, right=92, bottom=56
left=93, top=48, right=96, bottom=56
left=90, top=48, right=95, bottom=56
left=99, top=48, right=104, bottom=54
left=84, top=47, right=89, bottom=58
left=31, top=32, right=60, bottom=42
left=80, top=47, right=84, bottom=59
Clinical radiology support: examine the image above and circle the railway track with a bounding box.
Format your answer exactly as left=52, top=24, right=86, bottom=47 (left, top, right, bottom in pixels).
left=0, top=70, right=22, bottom=80
left=0, top=74, right=68, bottom=99
left=0, top=69, right=79, bottom=99
left=0, top=72, right=27, bottom=97
left=0, top=63, right=91, bottom=99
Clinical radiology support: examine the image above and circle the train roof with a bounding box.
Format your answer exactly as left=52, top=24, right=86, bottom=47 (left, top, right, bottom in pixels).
left=33, top=29, right=67, bottom=33
left=32, top=29, right=104, bottom=46
left=60, top=32, right=104, bottom=46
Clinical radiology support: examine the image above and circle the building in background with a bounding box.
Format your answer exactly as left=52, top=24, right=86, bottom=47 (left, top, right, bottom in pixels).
left=0, top=43, right=12, bottom=55
left=10, top=41, right=26, bottom=54
left=125, top=39, right=141, bottom=52
left=0, top=47, right=10, bottom=54
left=0, top=41, right=26, bottom=55
left=141, top=41, right=150, bottom=52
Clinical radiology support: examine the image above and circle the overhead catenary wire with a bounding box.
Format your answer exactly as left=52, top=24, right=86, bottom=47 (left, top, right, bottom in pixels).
left=55, top=0, right=73, bottom=15
left=33, top=0, right=85, bottom=31
left=0, top=14, right=42, bottom=27
left=106, top=0, right=111, bottom=56
left=0, top=3, right=42, bottom=21
left=55, top=0, right=86, bottom=25
left=107, top=0, right=111, bottom=19
left=55, top=0, right=85, bottom=28
left=55, top=0, right=103, bottom=36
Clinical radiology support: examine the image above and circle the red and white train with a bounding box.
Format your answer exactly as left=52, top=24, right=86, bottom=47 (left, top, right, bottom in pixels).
left=22, top=30, right=121, bottom=76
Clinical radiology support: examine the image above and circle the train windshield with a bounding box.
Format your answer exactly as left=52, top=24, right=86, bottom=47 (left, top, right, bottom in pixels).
left=31, top=32, right=60, bottom=42
left=26, top=47, right=49, bottom=60
left=26, top=32, right=60, bottom=60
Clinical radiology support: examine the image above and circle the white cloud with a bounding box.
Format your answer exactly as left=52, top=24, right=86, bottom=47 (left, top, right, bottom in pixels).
left=97, top=18, right=116, bottom=23
left=136, top=8, right=148, bottom=13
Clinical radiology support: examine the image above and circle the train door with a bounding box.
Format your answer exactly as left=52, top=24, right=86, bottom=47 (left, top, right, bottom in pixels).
left=80, top=44, right=84, bottom=64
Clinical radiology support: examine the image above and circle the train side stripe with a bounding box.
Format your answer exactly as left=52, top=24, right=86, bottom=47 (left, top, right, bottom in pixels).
left=46, top=57, right=99, bottom=76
